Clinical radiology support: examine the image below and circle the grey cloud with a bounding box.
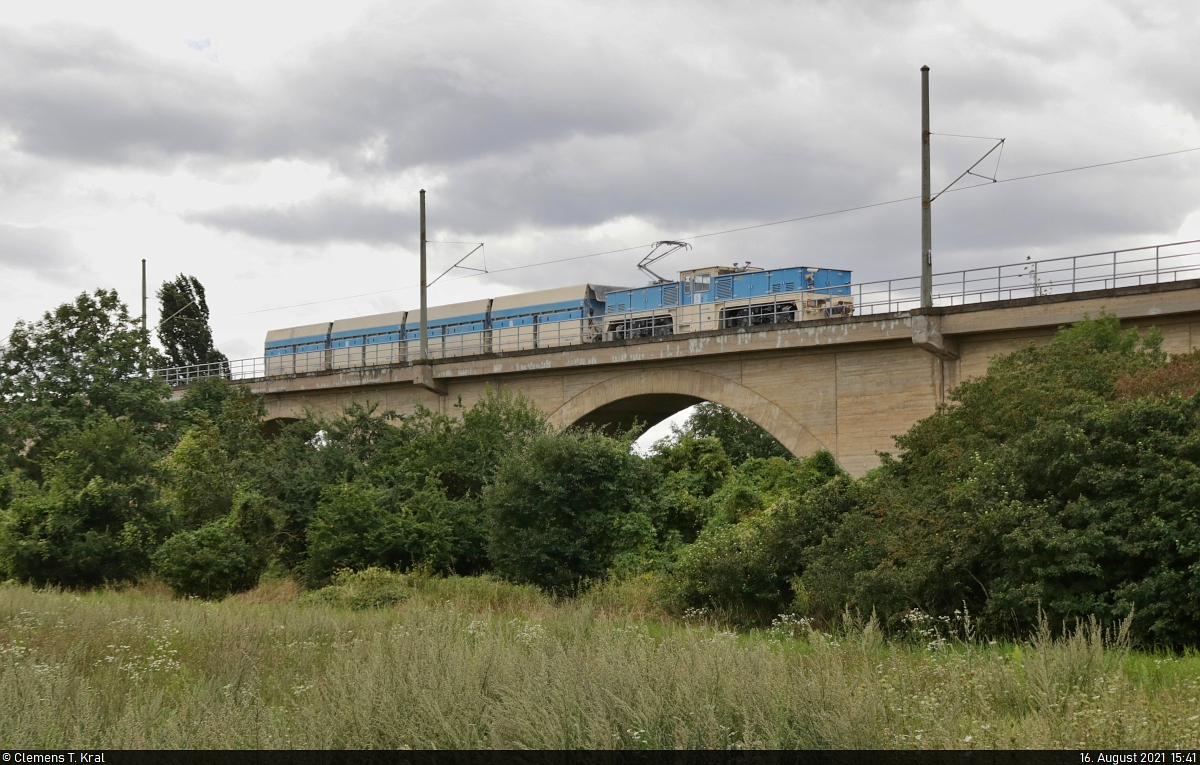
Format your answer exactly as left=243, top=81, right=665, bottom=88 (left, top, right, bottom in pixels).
left=1121, top=10, right=1200, bottom=113
left=0, top=25, right=244, bottom=164
left=242, top=1, right=714, bottom=173
left=0, top=224, right=81, bottom=279
left=186, top=195, right=414, bottom=245
left=0, top=2, right=695, bottom=169
left=4, top=0, right=1199, bottom=276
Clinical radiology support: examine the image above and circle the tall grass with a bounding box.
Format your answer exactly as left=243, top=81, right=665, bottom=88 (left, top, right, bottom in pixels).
left=1, top=576, right=1197, bottom=749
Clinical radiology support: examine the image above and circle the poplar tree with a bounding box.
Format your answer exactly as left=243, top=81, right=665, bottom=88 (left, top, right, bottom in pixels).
left=157, top=274, right=227, bottom=368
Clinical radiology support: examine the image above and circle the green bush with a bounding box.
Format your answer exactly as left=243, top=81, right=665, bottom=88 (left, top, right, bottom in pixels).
left=648, top=435, right=733, bottom=546
left=664, top=453, right=852, bottom=622
left=0, top=415, right=167, bottom=587
left=257, top=389, right=542, bottom=579
left=371, top=386, right=548, bottom=500
left=152, top=518, right=265, bottom=599
left=705, top=451, right=841, bottom=525
left=486, top=428, right=658, bottom=594
left=175, top=377, right=267, bottom=476
left=304, top=481, right=394, bottom=586
left=306, top=567, right=410, bottom=610
left=304, top=480, right=483, bottom=587
left=159, top=416, right=234, bottom=530
left=254, top=402, right=412, bottom=573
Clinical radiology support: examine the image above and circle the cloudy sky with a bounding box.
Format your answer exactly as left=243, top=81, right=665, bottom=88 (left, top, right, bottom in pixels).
left=2, top=0, right=1199, bottom=363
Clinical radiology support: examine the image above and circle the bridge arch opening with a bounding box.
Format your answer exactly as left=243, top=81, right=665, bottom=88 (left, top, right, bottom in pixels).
left=262, top=416, right=300, bottom=439
left=570, top=393, right=704, bottom=437
left=550, top=369, right=830, bottom=460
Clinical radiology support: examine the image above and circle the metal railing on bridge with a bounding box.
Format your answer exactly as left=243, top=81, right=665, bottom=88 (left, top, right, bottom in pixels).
left=849, top=238, right=1200, bottom=316
left=149, top=238, right=1200, bottom=387
left=154, top=358, right=266, bottom=387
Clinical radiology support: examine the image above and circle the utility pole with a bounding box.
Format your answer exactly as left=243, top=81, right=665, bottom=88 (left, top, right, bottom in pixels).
left=411, top=189, right=446, bottom=395
left=419, top=189, right=428, bottom=361
left=141, top=259, right=148, bottom=373
left=920, top=65, right=932, bottom=309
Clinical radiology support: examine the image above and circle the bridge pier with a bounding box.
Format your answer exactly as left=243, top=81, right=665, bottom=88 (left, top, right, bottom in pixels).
left=910, top=311, right=960, bottom=360
left=412, top=361, right=447, bottom=395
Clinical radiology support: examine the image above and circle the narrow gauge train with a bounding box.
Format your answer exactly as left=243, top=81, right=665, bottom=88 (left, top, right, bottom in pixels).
left=263, top=264, right=853, bottom=375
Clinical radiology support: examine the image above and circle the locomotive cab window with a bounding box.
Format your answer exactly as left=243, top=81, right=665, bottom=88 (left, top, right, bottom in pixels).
left=694, top=274, right=711, bottom=293
left=683, top=277, right=693, bottom=295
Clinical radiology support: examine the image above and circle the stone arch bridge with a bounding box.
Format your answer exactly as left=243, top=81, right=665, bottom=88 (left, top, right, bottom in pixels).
left=240, top=280, right=1200, bottom=476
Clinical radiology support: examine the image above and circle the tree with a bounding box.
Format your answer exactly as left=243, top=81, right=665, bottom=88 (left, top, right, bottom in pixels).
left=0, top=414, right=169, bottom=586
left=175, top=376, right=268, bottom=476
left=677, top=402, right=792, bottom=463
left=160, top=416, right=235, bottom=530
left=156, top=274, right=227, bottom=369
left=648, top=434, right=733, bottom=547
left=485, top=428, right=658, bottom=594
left=255, top=403, right=404, bottom=572
left=373, top=386, right=548, bottom=500
left=0, top=289, right=170, bottom=475
left=257, top=390, right=542, bottom=579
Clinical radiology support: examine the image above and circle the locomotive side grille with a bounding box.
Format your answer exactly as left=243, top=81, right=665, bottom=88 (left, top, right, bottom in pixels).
left=663, top=285, right=680, bottom=305
left=716, top=280, right=732, bottom=300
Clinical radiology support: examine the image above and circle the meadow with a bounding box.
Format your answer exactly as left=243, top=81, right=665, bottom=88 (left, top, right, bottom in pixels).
left=1, top=573, right=1198, bottom=750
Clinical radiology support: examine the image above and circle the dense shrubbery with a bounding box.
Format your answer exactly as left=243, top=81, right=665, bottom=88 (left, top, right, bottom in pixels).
left=3, top=288, right=1200, bottom=646
left=304, top=567, right=411, bottom=610
left=486, top=427, right=658, bottom=594
left=151, top=518, right=264, bottom=599
left=806, top=318, right=1200, bottom=645
left=666, top=459, right=856, bottom=622
left=680, top=401, right=794, bottom=463
left=679, top=316, right=1200, bottom=645
left=0, top=414, right=167, bottom=587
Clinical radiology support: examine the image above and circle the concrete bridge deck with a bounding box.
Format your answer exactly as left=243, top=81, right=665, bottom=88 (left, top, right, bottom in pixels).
left=248, top=278, right=1200, bottom=476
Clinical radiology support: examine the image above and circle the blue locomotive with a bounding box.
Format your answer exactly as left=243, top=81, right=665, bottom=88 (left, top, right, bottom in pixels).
left=263, top=264, right=852, bottom=374
left=603, top=264, right=852, bottom=339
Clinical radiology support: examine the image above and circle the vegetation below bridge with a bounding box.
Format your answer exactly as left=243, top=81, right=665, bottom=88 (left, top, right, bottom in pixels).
left=2, top=288, right=1200, bottom=651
